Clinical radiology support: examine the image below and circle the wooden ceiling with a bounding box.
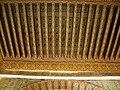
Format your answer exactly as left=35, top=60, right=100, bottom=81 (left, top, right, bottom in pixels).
left=0, top=0, right=120, bottom=60
left=0, top=0, right=120, bottom=74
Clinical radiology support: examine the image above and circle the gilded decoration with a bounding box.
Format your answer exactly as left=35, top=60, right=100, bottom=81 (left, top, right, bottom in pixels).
left=0, top=0, right=120, bottom=74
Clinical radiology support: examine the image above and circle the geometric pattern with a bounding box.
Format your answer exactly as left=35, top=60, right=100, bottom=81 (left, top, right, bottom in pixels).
left=0, top=78, right=120, bottom=90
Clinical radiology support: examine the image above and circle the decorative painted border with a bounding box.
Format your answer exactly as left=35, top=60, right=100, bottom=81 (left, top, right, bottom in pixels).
left=0, top=53, right=120, bottom=75
left=0, top=53, right=120, bottom=73
left=0, top=60, right=120, bottom=72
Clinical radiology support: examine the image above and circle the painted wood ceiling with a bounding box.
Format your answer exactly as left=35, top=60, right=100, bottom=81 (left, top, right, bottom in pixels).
left=0, top=1, right=120, bottom=61
left=0, top=78, right=120, bottom=90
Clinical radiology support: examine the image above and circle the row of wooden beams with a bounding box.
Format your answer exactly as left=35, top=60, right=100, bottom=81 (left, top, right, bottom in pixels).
left=99, top=5, right=114, bottom=59
left=65, top=3, right=70, bottom=57
left=1, top=0, right=120, bottom=5
left=77, top=4, right=85, bottom=58
left=111, top=26, right=120, bottom=59
left=59, top=3, right=62, bottom=57
left=52, top=3, right=55, bottom=57
left=88, top=5, right=99, bottom=59
left=37, top=3, right=43, bottom=58
left=94, top=6, right=107, bottom=59
left=30, top=3, right=37, bottom=58
left=8, top=4, right=20, bottom=57
left=0, top=3, right=119, bottom=60
left=45, top=3, right=49, bottom=58
left=105, top=7, right=120, bottom=59
left=1, top=4, right=15, bottom=57
left=71, top=3, right=77, bottom=58
left=22, top=3, right=31, bottom=58
left=83, top=4, right=92, bottom=59
left=15, top=3, right=25, bottom=58
left=0, top=20, right=9, bottom=57
left=13, top=79, right=104, bottom=90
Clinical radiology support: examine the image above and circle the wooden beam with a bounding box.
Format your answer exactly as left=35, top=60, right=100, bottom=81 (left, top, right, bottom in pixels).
left=0, top=20, right=9, bottom=57
left=77, top=4, right=85, bottom=58
left=1, top=4, right=15, bottom=57
left=10, top=3, right=20, bottom=58
left=116, top=46, right=120, bottom=60
left=30, top=3, right=37, bottom=58
left=52, top=3, right=55, bottom=57
left=0, top=42, right=4, bottom=58
left=71, top=3, right=77, bottom=58
left=15, top=3, right=26, bottom=58
left=65, top=3, right=70, bottom=57
left=110, top=26, right=120, bottom=59
left=94, top=5, right=106, bottom=59
left=99, top=5, right=114, bottom=59
left=88, top=5, right=99, bottom=59
left=45, top=3, right=49, bottom=58
left=83, top=4, right=92, bottom=59
left=105, top=7, right=119, bottom=59
left=59, top=3, right=62, bottom=57
left=22, top=3, right=31, bottom=58
left=37, top=3, right=43, bottom=58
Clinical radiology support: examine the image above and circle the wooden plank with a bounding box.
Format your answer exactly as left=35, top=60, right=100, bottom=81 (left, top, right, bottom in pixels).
left=110, top=27, right=120, bottom=59
left=1, top=4, right=15, bottom=57
left=88, top=5, right=99, bottom=59
left=0, top=42, right=4, bottom=58
left=37, top=3, right=43, bottom=58
left=105, top=7, right=119, bottom=59
left=45, top=3, right=49, bottom=58
left=94, top=5, right=106, bottom=59
left=71, top=3, right=77, bottom=58
left=30, top=3, right=37, bottom=58
left=116, top=46, right=120, bottom=60
left=9, top=3, right=20, bottom=57
left=52, top=3, right=55, bottom=57
left=0, top=20, right=9, bottom=57
left=77, top=4, right=85, bottom=58
left=15, top=3, right=25, bottom=58
left=59, top=3, right=62, bottom=57
left=99, top=5, right=114, bottom=59
left=83, top=4, right=92, bottom=59
left=65, top=3, right=70, bottom=57
left=22, top=3, right=31, bottom=58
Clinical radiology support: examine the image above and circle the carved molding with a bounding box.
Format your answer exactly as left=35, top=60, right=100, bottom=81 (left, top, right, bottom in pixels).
left=0, top=60, right=120, bottom=73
